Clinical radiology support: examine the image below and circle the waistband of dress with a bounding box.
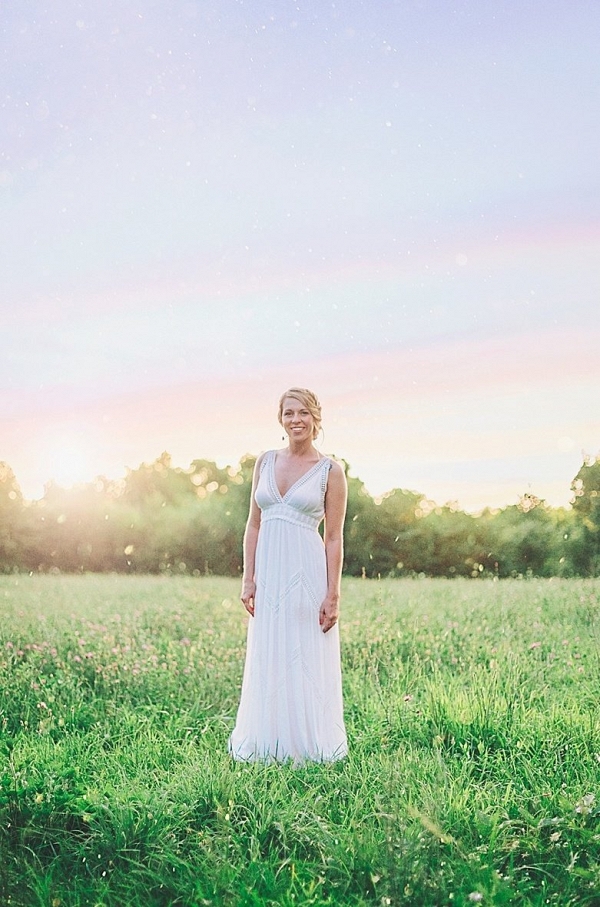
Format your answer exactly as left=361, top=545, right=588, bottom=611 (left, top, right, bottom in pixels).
left=261, top=504, right=320, bottom=531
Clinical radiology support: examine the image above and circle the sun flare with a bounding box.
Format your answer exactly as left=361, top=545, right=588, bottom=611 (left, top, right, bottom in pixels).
left=43, top=432, right=98, bottom=489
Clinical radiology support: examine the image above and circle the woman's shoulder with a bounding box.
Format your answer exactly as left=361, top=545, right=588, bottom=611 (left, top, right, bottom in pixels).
left=256, top=449, right=283, bottom=470
left=254, top=450, right=270, bottom=472
left=321, top=455, right=346, bottom=480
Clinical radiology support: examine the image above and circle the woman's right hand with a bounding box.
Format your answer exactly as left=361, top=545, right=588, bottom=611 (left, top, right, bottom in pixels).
left=240, top=580, right=256, bottom=616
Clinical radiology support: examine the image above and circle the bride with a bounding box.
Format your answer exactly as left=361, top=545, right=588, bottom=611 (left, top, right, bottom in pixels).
left=228, top=387, right=348, bottom=764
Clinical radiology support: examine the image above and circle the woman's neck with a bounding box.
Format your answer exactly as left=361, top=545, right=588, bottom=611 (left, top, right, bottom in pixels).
left=287, top=439, right=317, bottom=459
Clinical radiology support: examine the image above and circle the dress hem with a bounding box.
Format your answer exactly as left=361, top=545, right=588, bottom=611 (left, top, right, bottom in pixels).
left=228, top=740, right=348, bottom=767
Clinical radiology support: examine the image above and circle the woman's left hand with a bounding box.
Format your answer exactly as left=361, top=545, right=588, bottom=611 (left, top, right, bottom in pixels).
left=319, top=594, right=340, bottom=633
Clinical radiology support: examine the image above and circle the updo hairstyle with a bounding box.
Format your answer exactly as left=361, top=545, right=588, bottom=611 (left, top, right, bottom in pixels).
left=278, top=387, right=322, bottom=440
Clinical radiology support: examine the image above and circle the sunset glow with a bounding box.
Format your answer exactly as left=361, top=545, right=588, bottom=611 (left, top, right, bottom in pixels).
left=41, top=431, right=101, bottom=490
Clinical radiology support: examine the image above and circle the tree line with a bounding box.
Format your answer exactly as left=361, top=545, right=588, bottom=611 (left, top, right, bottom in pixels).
left=1, top=452, right=599, bottom=578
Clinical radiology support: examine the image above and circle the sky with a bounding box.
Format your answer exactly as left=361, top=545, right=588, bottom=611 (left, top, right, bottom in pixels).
left=2, top=0, right=599, bottom=512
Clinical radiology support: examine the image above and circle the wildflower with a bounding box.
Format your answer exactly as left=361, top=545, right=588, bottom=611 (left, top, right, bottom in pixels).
left=575, top=793, right=596, bottom=815
left=468, top=894, right=484, bottom=903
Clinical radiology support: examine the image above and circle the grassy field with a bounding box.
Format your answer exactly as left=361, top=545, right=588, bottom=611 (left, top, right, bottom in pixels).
left=1, top=575, right=600, bottom=906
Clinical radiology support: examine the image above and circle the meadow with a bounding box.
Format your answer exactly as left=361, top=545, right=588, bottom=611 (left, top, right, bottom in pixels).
left=1, top=575, right=600, bottom=907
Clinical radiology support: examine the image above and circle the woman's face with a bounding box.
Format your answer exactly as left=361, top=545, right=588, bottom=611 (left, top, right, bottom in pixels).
left=281, top=397, right=315, bottom=442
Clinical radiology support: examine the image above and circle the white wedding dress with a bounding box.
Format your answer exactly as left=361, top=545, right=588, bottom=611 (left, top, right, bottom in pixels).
left=228, top=449, right=347, bottom=764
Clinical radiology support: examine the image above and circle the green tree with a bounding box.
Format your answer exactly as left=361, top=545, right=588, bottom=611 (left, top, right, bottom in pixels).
left=20, top=479, right=124, bottom=573
left=118, top=454, right=254, bottom=574
left=486, top=494, right=563, bottom=577
left=570, top=456, right=600, bottom=575
left=122, top=452, right=197, bottom=508
left=340, top=468, right=378, bottom=576
left=0, top=462, right=24, bottom=571
left=419, top=506, right=488, bottom=577
left=374, top=488, right=426, bottom=576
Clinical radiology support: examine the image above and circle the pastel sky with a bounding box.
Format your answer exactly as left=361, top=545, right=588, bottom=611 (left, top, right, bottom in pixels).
left=2, top=0, right=599, bottom=511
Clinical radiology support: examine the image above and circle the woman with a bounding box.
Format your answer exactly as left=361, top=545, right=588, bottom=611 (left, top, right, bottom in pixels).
left=228, top=387, right=348, bottom=764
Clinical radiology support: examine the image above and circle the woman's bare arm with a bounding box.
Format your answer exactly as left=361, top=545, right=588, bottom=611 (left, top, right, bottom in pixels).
left=240, top=453, right=264, bottom=616
left=320, top=460, right=347, bottom=633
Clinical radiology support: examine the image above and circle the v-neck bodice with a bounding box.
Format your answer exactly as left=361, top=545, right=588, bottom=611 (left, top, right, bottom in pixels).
left=272, top=452, right=324, bottom=501
left=254, top=449, right=331, bottom=528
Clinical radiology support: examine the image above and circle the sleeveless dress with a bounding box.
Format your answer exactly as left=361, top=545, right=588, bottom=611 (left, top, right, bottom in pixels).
left=228, top=449, right=348, bottom=764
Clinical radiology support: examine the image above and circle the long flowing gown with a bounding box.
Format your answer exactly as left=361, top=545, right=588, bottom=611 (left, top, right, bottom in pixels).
left=228, top=449, right=347, bottom=764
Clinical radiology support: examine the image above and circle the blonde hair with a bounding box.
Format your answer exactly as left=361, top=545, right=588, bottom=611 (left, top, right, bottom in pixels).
left=278, top=387, right=322, bottom=440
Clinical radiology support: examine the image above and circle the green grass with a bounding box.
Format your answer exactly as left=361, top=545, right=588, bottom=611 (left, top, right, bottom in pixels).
left=1, top=575, right=600, bottom=906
